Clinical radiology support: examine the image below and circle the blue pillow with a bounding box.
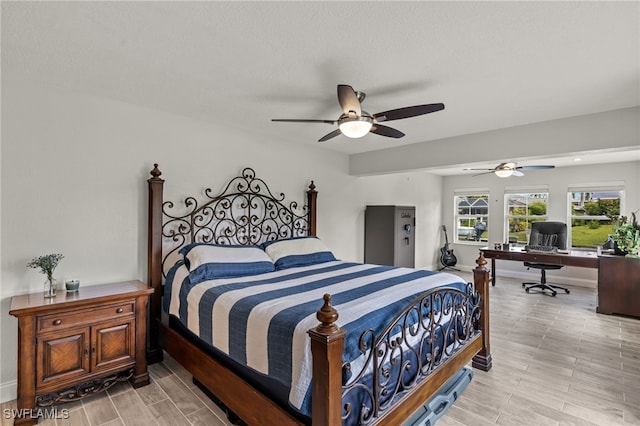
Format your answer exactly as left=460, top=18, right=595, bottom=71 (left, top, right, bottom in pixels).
left=262, top=236, right=336, bottom=270
left=179, top=243, right=275, bottom=284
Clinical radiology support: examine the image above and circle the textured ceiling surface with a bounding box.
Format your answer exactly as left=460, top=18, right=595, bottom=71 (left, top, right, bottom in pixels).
left=2, top=1, right=639, bottom=165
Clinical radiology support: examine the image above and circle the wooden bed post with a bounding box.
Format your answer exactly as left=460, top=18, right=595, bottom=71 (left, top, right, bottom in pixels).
left=307, top=181, right=317, bottom=236
left=308, top=294, right=346, bottom=426
left=147, top=164, right=164, bottom=364
left=471, top=251, right=492, bottom=371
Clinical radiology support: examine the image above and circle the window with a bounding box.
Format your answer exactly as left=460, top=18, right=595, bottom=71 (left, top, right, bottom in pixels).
left=454, top=192, right=489, bottom=243
left=568, top=184, right=624, bottom=249
left=505, top=191, right=548, bottom=244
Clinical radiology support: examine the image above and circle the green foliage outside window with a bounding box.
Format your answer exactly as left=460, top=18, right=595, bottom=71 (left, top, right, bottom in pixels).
left=506, top=193, right=548, bottom=243
left=570, top=190, right=622, bottom=248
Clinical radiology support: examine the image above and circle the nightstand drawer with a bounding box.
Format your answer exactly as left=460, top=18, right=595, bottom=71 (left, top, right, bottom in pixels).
left=38, top=301, right=135, bottom=333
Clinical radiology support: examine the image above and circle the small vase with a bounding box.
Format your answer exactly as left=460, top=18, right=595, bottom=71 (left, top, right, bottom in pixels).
left=44, top=278, right=57, bottom=298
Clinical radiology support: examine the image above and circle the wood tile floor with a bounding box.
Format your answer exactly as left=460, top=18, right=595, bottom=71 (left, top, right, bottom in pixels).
left=2, top=274, right=639, bottom=425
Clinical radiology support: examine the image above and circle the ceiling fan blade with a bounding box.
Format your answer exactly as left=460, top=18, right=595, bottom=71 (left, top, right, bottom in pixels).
left=318, top=128, right=342, bottom=142
left=370, top=124, right=405, bottom=138
left=272, top=119, right=336, bottom=124
left=337, top=85, right=361, bottom=115
left=464, top=168, right=494, bottom=171
left=512, top=170, right=525, bottom=177
left=516, top=165, right=555, bottom=170
left=472, top=171, right=495, bottom=177
left=373, top=103, right=444, bottom=122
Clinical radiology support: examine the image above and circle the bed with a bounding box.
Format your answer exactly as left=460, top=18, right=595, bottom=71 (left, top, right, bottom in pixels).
left=146, top=164, right=492, bottom=425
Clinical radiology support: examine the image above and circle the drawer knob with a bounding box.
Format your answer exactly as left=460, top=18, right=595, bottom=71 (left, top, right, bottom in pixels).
left=116, top=308, right=124, bottom=314
left=53, top=319, right=62, bottom=326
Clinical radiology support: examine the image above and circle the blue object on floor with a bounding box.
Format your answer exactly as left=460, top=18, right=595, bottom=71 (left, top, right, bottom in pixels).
left=403, top=367, right=474, bottom=426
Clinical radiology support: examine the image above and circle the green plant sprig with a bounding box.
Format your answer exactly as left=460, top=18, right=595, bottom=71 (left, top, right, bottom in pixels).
left=26, top=253, right=65, bottom=281
left=612, top=212, right=640, bottom=257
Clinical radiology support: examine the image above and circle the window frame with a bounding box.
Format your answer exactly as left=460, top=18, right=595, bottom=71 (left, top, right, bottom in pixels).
left=504, top=188, right=549, bottom=245
left=567, top=183, right=625, bottom=250
left=453, top=190, right=490, bottom=245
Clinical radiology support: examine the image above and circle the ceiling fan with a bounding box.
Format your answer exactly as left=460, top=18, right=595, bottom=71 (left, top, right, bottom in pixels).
left=271, top=84, right=444, bottom=142
left=464, top=162, right=555, bottom=178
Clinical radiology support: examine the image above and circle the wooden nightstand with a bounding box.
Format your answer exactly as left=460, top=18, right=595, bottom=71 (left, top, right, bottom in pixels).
left=9, top=280, right=153, bottom=425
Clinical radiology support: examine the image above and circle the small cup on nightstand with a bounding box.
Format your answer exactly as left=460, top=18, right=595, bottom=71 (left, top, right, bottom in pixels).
left=65, top=278, right=80, bottom=292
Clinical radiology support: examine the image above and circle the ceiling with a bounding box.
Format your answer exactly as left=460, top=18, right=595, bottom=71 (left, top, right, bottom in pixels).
left=2, top=1, right=639, bottom=173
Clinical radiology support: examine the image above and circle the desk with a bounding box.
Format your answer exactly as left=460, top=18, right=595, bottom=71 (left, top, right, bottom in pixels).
left=480, top=247, right=599, bottom=286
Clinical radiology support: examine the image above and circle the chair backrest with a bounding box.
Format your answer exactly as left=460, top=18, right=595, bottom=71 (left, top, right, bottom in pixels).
left=529, top=222, right=567, bottom=250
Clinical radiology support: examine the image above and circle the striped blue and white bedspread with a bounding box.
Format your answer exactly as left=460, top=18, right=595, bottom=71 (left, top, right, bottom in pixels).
left=164, top=260, right=468, bottom=416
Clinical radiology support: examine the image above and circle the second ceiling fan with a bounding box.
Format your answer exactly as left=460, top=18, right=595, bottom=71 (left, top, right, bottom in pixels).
left=272, top=84, right=444, bottom=142
left=465, top=162, right=555, bottom=177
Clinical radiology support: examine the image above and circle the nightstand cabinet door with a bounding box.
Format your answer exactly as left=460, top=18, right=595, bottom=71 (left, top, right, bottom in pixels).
left=93, top=318, right=135, bottom=371
left=37, top=328, right=90, bottom=389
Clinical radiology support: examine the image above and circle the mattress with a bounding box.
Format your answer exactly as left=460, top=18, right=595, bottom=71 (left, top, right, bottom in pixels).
left=163, top=260, right=471, bottom=418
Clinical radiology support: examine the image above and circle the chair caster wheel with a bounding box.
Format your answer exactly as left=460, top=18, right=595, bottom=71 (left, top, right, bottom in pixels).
left=525, top=288, right=530, bottom=293
left=522, top=283, right=526, bottom=287
left=551, top=291, right=557, bottom=296
left=566, top=290, right=570, bottom=294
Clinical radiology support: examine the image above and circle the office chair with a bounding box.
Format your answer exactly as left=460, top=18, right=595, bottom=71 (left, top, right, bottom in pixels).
left=522, top=221, right=570, bottom=296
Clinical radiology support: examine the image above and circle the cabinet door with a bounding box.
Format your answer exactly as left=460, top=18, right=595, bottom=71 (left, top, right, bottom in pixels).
left=37, top=328, right=90, bottom=389
left=92, top=318, right=135, bottom=371
left=395, top=208, right=415, bottom=268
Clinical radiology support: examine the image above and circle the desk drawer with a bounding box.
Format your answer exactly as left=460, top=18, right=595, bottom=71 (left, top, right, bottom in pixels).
left=490, top=252, right=513, bottom=260
left=38, top=302, right=135, bottom=333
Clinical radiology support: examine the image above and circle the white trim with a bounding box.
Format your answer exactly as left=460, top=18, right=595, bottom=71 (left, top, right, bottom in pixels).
left=0, top=379, right=17, bottom=403
left=454, top=241, right=485, bottom=247
left=453, top=187, right=490, bottom=195
left=504, top=185, right=549, bottom=194
left=567, top=181, right=625, bottom=192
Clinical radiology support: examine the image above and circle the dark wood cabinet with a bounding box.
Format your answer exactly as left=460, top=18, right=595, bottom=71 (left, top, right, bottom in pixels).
left=364, top=205, right=416, bottom=268
left=597, top=255, right=640, bottom=318
left=10, top=281, right=153, bottom=425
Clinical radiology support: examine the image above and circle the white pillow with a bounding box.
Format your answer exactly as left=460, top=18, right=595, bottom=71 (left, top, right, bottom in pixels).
left=262, top=237, right=336, bottom=270
left=179, top=244, right=275, bottom=284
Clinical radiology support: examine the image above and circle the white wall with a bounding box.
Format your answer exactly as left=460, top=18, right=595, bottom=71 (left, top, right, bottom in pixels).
left=0, top=82, right=447, bottom=402
left=0, top=83, right=350, bottom=401
left=357, top=171, right=444, bottom=270
left=442, top=161, right=640, bottom=286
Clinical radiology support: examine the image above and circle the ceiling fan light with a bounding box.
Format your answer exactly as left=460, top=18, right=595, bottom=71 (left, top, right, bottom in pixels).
left=495, top=169, right=514, bottom=178
left=339, top=117, right=373, bottom=138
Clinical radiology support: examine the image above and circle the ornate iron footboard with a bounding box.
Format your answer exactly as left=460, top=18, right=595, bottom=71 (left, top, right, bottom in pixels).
left=341, top=284, right=480, bottom=425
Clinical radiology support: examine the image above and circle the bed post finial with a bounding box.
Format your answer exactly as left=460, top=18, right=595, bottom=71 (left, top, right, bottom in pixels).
left=316, top=294, right=339, bottom=334
left=475, top=251, right=488, bottom=269
left=150, top=163, right=162, bottom=179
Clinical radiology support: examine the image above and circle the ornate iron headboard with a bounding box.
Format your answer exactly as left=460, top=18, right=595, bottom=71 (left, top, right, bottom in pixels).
left=161, top=167, right=315, bottom=272
left=146, top=164, right=317, bottom=362
left=147, top=164, right=317, bottom=277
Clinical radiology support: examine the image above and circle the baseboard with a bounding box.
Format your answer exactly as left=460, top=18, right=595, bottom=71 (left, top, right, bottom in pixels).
left=0, top=379, right=17, bottom=403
